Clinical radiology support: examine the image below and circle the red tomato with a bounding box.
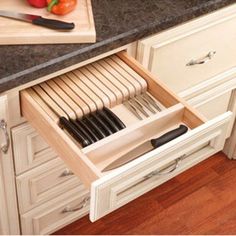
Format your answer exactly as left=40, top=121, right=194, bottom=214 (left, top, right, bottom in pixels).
left=27, top=0, right=47, bottom=8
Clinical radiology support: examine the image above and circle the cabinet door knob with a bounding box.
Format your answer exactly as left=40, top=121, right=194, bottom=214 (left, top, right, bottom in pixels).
left=186, top=51, right=216, bottom=66
left=0, top=119, right=10, bottom=154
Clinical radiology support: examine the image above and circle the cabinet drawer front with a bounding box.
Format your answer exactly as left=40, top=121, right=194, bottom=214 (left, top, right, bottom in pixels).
left=180, top=72, right=236, bottom=139
left=90, top=112, right=231, bottom=221
left=17, top=158, right=82, bottom=213
left=20, top=51, right=232, bottom=222
left=12, top=123, right=57, bottom=174
left=21, top=189, right=89, bottom=235
left=138, top=8, right=236, bottom=93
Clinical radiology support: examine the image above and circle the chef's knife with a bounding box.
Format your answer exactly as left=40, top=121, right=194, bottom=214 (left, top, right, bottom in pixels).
left=102, top=125, right=188, bottom=172
left=0, top=10, right=75, bottom=30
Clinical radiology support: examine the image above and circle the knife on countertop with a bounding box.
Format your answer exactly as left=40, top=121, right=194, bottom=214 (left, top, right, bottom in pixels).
left=102, top=125, right=188, bottom=172
left=0, top=10, right=75, bottom=30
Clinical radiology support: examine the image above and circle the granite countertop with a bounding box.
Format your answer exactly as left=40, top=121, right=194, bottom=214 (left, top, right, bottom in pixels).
left=0, top=0, right=235, bottom=93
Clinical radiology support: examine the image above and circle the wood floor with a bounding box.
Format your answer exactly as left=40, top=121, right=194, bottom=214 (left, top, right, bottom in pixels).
left=54, top=152, right=236, bottom=235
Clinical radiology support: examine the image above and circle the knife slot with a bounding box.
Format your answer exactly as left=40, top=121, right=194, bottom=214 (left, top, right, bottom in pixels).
left=110, top=55, right=147, bottom=93
left=99, top=59, right=138, bottom=97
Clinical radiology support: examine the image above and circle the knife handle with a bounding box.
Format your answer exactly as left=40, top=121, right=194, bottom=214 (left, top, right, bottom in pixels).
left=103, top=107, right=126, bottom=130
left=59, top=117, right=90, bottom=147
left=69, top=119, right=95, bottom=145
left=151, top=125, right=188, bottom=148
left=32, top=17, right=75, bottom=30
left=97, top=110, right=120, bottom=133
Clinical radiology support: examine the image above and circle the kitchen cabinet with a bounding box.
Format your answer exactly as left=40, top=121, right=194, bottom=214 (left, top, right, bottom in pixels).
left=0, top=96, right=20, bottom=235
left=1, top=3, right=236, bottom=234
left=137, top=4, right=236, bottom=161
left=0, top=162, right=9, bottom=235
left=20, top=51, right=231, bottom=222
left=136, top=4, right=236, bottom=93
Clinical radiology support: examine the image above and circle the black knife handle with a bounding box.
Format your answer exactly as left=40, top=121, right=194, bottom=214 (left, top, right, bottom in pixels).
left=76, top=119, right=100, bottom=142
left=103, top=107, right=126, bottom=130
left=59, top=117, right=90, bottom=147
left=83, top=116, right=107, bottom=140
left=97, top=110, right=120, bottom=133
left=90, top=113, right=114, bottom=136
left=69, top=119, right=95, bottom=145
left=151, top=125, right=188, bottom=148
left=32, top=17, right=75, bottom=30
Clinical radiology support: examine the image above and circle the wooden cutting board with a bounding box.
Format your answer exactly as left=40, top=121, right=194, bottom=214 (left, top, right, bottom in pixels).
left=0, top=0, right=96, bottom=45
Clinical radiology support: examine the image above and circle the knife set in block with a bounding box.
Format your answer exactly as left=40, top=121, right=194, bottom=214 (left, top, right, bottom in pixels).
left=22, top=53, right=190, bottom=172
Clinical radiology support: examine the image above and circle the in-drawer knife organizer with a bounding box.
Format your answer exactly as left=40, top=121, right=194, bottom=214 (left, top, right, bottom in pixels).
left=20, top=52, right=232, bottom=222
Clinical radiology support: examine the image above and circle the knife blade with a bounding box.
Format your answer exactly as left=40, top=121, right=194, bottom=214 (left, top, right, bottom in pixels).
left=0, top=10, right=75, bottom=30
left=102, top=125, right=188, bottom=172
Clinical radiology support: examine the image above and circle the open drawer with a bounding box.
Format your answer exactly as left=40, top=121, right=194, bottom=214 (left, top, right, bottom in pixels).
left=20, top=52, right=232, bottom=222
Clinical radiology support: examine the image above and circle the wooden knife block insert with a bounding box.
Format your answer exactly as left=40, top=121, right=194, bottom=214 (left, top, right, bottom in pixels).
left=21, top=52, right=202, bottom=176
left=23, top=54, right=173, bottom=140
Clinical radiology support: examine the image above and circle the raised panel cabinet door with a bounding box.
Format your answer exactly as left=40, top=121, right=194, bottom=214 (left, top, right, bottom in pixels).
left=0, top=96, right=20, bottom=235
left=0, top=96, right=10, bottom=235
left=136, top=4, right=236, bottom=93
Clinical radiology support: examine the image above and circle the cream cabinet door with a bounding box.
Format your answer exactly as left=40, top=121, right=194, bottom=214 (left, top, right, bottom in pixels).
left=0, top=96, right=20, bottom=235
left=0, top=169, right=9, bottom=235
left=0, top=96, right=10, bottom=235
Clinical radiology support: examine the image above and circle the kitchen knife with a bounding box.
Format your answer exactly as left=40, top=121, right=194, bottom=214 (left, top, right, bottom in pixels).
left=90, top=113, right=114, bottom=136
left=76, top=119, right=100, bottom=142
left=142, top=93, right=161, bottom=112
left=135, top=96, right=156, bottom=114
left=102, top=125, right=188, bottom=172
left=69, top=119, right=95, bottom=145
left=124, top=101, right=143, bottom=120
left=82, top=116, right=107, bottom=140
left=97, top=110, right=120, bottom=133
left=129, top=99, right=149, bottom=118
left=103, top=107, right=126, bottom=130
left=59, top=117, right=91, bottom=148
left=0, top=10, right=75, bottom=30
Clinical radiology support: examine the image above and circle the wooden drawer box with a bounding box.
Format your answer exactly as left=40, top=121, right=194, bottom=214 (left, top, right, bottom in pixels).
left=20, top=51, right=232, bottom=222
left=137, top=5, right=236, bottom=93
left=16, top=158, right=82, bottom=213
left=21, top=188, right=89, bottom=235
left=12, top=123, right=57, bottom=174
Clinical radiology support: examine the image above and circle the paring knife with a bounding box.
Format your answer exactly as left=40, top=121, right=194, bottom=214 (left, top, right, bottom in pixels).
left=102, top=125, right=188, bottom=172
left=0, top=10, right=75, bottom=30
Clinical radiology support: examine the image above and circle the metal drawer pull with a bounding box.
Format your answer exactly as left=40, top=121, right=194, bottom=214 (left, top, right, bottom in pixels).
left=186, top=51, right=216, bottom=66
left=59, top=168, right=74, bottom=177
left=144, top=154, right=186, bottom=179
left=61, top=196, right=90, bottom=214
left=0, top=119, right=10, bottom=154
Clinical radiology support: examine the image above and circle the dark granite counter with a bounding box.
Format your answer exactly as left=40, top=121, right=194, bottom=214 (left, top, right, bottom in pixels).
left=0, top=0, right=235, bottom=93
